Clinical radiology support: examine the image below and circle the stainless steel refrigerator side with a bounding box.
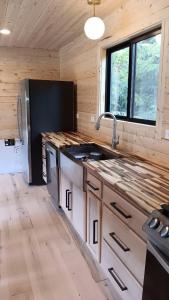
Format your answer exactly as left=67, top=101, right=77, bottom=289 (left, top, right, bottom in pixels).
left=17, top=95, right=22, bottom=142
left=21, top=80, right=32, bottom=184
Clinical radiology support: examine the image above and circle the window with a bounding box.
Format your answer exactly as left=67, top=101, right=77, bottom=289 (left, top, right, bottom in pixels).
left=106, top=28, right=161, bottom=125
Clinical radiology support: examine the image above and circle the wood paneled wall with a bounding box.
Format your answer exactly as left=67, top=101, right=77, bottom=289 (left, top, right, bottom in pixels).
left=0, top=47, right=60, bottom=138
left=60, top=0, right=169, bottom=167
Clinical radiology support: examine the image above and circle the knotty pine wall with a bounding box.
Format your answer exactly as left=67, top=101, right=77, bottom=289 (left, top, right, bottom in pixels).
left=0, top=47, right=60, bottom=139
left=60, top=0, right=169, bottom=167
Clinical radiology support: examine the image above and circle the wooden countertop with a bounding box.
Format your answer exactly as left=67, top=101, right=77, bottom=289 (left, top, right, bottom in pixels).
left=42, top=131, right=169, bottom=215
left=84, top=158, right=169, bottom=215
left=42, top=131, right=94, bottom=147
left=42, top=131, right=127, bottom=155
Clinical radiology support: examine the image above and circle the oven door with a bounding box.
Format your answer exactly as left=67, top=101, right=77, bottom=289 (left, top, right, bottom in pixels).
left=142, top=241, right=169, bottom=300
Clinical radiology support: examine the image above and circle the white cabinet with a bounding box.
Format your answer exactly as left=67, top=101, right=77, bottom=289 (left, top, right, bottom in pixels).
left=103, top=184, right=147, bottom=241
left=60, top=171, right=86, bottom=240
left=101, top=240, right=142, bottom=300
left=60, top=171, right=72, bottom=220
left=87, top=190, right=101, bottom=261
left=72, top=185, right=86, bottom=241
left=103, top=205, right=146, bottom=285
left=101, top=183, right=147, bottom=299
left=87, top=172, right=102, bottom=198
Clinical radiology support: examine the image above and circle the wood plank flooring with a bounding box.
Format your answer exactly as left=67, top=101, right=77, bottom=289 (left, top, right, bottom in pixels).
left=0, top=173, right=116, bottom=300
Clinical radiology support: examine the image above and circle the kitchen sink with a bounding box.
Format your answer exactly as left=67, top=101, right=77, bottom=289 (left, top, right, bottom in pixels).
left=61, top=143, right=123, bottom=162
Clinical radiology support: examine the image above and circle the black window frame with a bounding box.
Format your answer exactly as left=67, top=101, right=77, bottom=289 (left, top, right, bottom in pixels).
left=105, top=27, right=161, bottom=126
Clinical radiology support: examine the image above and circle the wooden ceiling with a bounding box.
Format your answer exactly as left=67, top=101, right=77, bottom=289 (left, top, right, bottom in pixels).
left=0, top=0, right=121, bottom=50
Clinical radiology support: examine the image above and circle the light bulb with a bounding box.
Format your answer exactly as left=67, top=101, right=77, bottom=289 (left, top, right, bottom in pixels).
left=0, top=28, right=11, bottom=35
left=84, top=16, right=105, bottom=40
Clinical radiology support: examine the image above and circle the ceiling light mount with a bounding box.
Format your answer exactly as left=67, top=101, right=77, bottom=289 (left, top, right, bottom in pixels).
left=87, top=0, right=101, bottom=5
left=84, top=0, right=105, bottom=40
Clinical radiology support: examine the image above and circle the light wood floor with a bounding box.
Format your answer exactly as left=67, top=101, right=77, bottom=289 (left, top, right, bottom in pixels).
left=0, top=173, right=115, bottom=300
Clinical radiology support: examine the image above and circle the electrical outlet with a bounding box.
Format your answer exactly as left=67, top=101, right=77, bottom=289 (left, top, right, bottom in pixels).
left=165, top=130, right=169, bottom=140
left=91, top=115, right=96, bottom=123
left=4, top=139, right=15, bottom=146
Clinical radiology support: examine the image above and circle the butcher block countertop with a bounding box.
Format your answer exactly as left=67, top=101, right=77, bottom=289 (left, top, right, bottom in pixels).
left=42, top=131, right=169, bottom=215
left=42, top=131, right=93, bottom=147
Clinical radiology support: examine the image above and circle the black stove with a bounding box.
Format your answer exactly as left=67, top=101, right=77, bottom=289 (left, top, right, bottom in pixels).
left=142, top=204, right=169, bottom=300
left=143, top=204, right=169, bottom=258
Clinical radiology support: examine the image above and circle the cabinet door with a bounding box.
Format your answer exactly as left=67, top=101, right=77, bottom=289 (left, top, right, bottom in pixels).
left=87, top=191, right=101, bottom=261
left=60, top=172, right=72, bottom=220
left=72, top=185, right=86, bottom=241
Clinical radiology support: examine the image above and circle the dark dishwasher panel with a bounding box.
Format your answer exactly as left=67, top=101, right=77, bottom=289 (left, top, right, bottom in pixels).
left=46, top=143, right=59, bottom=209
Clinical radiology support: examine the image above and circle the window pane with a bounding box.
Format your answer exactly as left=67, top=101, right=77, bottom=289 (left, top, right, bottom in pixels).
left=110, top=47, right=129, bottom=116
left=133, top=34, right=161, bottom=121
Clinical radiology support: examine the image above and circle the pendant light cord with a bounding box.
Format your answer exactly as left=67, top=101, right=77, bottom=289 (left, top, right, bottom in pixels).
left=93, top=2, right=95, bottom=16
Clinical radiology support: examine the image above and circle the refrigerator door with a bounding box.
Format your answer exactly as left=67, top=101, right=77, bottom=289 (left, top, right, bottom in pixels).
left=20, top=80, right=32, bottom=184
left=29, top=80, right=75, bottom=185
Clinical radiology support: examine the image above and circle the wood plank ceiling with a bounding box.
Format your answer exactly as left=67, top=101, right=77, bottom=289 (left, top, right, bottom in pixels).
left=0, top=0, right=122, bottom=50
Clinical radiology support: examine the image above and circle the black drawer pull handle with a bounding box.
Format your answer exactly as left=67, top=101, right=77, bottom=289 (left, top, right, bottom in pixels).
left=93, top=220, right=98, bottom=244
left=110, top=202, right=132, bottom=219
left=87, top=181, right=99, bottom=191
left=66, top=189, right=69, bottom=208
left=109, top=232, right=130, bottom=252
left=108, top=268, right=128, bottom=292
left=68, top=191, right=72, bottom=211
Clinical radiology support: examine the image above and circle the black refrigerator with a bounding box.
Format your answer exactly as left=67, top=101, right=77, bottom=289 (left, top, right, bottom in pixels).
left=19, top=79, right=75, bottom=185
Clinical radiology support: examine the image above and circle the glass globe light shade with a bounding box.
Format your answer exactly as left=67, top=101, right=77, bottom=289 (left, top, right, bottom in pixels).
left=0, top=28, right=11, bottom=35
left=84, top=16, right=105, bottom=40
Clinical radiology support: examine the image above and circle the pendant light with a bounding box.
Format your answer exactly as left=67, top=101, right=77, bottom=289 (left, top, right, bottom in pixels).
left=0, top=28, right=11, bottom=35
left=84, top=0, right=105, bottom=40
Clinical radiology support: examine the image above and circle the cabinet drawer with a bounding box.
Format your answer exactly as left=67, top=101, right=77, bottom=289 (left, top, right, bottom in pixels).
left=101, top=239, right=142, bottom=300
left=87, top=173, right=101, bottom=198
left=103, top=185, right=147, bottom=240
left=103, top=206, right=146, bottom=285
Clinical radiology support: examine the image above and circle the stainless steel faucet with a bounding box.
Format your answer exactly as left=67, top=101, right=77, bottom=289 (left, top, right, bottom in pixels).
left=95, top=112, right=119, bottom=149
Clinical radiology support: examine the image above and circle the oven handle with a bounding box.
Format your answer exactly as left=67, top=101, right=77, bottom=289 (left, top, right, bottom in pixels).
left=148, top=241, right=169, bottom=274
